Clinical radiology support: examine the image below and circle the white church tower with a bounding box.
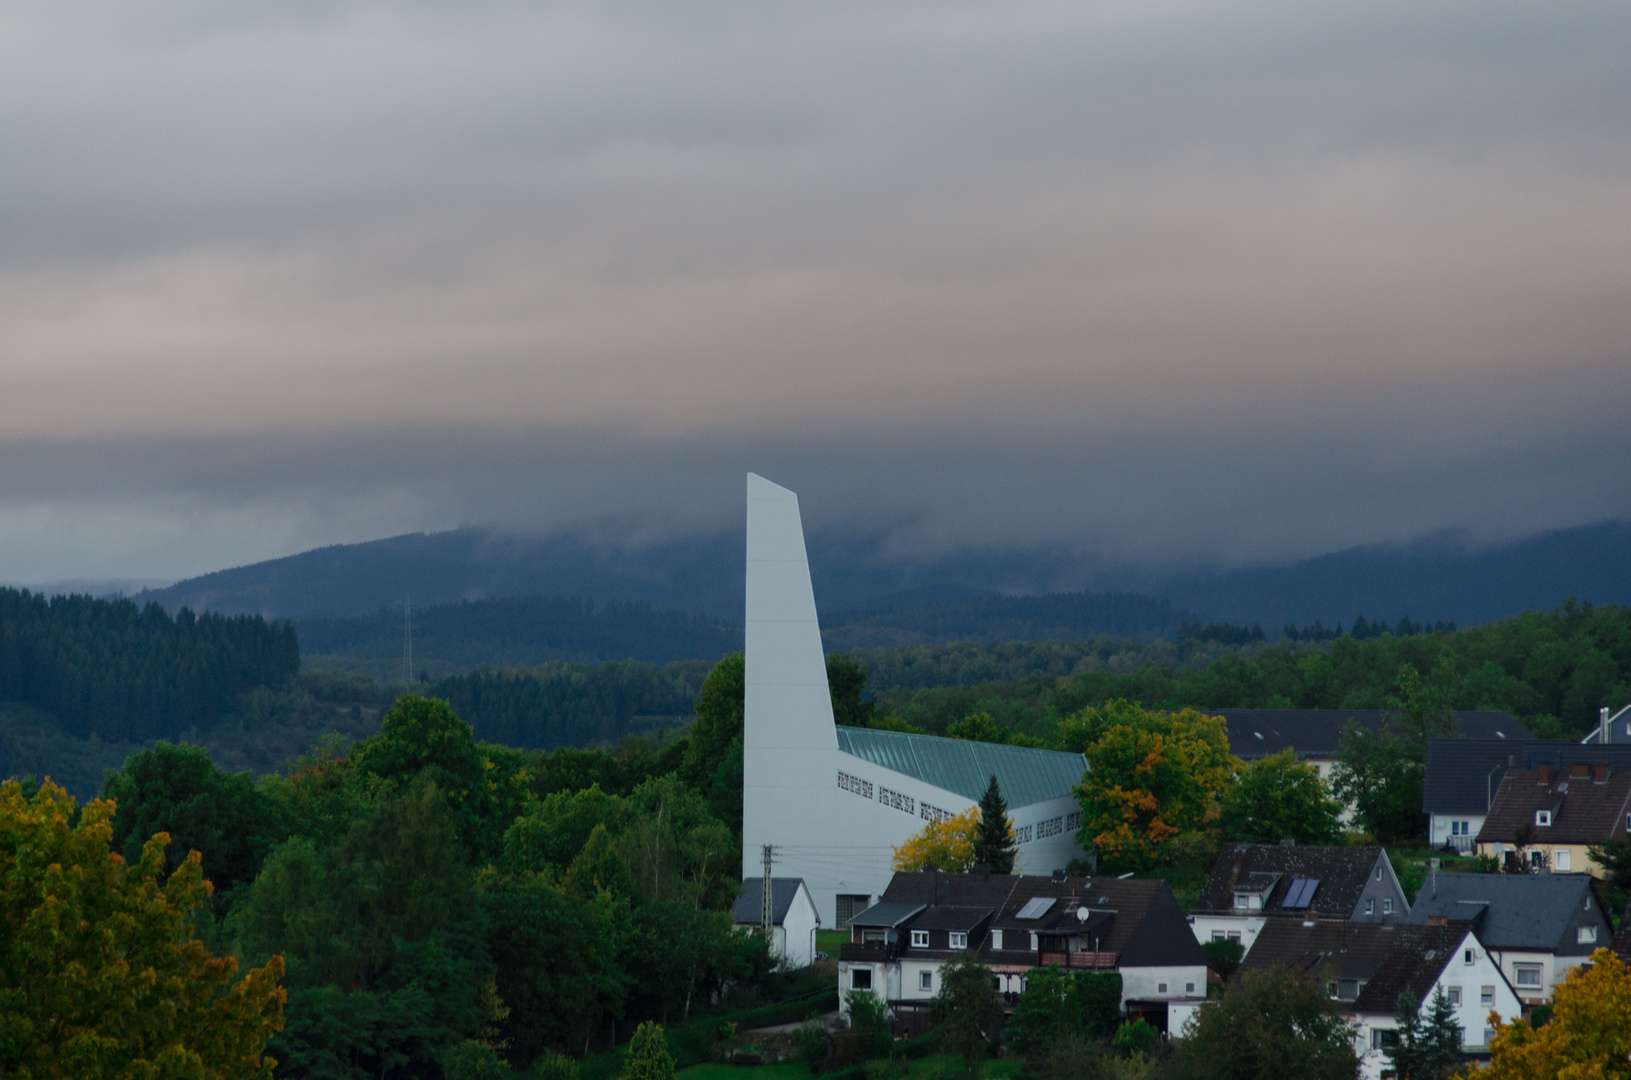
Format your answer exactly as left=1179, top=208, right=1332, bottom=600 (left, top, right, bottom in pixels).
left=740, top=474, right=1090, bottom=929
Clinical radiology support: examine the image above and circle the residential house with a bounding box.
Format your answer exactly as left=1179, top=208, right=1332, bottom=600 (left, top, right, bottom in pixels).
left=1476, top=761, right=1631, bottom=875
left=1235, top=915, right=1401, bottom=1005
left=1580, top=704, right=1631, bottom=746
left=1425, top=740, right=1631, bottom=853
left=1404, top=871, right=1612, bottom=1004
left=1216, top=709, right=1527, bottom=783
left=731, top=877, right=822, bottom=968
left=839, top=870, right=1207, bottom=1033
left=1349, top=922, right=1523, bottom=1080
left=1189, top=843, right=1409, bottom=953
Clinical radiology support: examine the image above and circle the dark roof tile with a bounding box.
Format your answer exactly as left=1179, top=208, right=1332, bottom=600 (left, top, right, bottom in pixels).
left=1215, top=710, right=1526, bottom=762
left=1194, top=844, right=1383, bottom=918
left=731, top=877, right=812, bottom=925
left=1475, top=768, right=1631, bottom=846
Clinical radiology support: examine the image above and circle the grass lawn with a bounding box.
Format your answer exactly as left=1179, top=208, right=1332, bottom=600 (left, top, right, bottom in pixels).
left=816, top=930, right=848, bottom=957
left=679, top=1055, right=1020, bottom=1080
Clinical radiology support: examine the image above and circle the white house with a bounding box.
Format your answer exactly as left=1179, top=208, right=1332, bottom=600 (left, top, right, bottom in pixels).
left=840, top=870, right=1208, bottom=1034
left=731, top=877, right=822, bottom=969
left=1349, top=923, right=1523, bottom=1080
left=741, top=474, right=1090, bottom=929
left=1404, top=871, right=1612, bottom=1005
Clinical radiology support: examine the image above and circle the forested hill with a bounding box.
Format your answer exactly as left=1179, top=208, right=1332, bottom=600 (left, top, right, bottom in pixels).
left=298, top=596, right=741, bottom=681
left=820, top=591, right=1193, bottom=650
left=135, top=519, right=1631, bottom=630
left=0, top=587, right=297, bottom=743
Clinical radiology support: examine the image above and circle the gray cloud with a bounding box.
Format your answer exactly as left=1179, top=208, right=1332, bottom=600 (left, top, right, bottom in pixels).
left=0, top=0, right=1628, bottom=583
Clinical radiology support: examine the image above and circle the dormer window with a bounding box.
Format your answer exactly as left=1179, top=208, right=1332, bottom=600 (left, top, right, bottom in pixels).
left=1234, top=892, right=1263, bottom=910
left=949, top=932, right=968, bottom=949
left=1536, top=810, right=1552, bottom=827
left=991, top=930, right=1003, bottom=950
left=910, top=930, right=929, bottom=948
left=1578, top=926, right=1598, bottom=944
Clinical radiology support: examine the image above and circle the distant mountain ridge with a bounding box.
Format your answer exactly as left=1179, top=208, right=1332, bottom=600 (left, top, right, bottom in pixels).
left=137, top=519, right=1631, bottom=636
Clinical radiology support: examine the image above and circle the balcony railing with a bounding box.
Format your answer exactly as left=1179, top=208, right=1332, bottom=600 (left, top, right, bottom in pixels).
left=1442, top=835, right=1477, bottom=853
left=840, top=942, right=898, bottom=963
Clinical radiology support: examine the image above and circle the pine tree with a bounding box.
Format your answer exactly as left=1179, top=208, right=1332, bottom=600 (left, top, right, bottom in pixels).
left=620, top=1021, right=675, bottom=1080
left=1389, top=989, right=1464, bottom=1080
left=973, top=775, right=1016, bottom=874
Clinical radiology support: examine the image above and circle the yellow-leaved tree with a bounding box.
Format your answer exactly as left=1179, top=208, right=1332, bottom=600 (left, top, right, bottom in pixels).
left=0, top=778, right=286, bottom=1078
left=892, top=808, right=980, bottom=872
left=1482, top=947, right=1631, bottom=1079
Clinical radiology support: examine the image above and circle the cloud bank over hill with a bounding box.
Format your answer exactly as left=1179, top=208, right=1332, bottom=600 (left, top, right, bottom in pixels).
left=1, top=0, right=1629, bottom=583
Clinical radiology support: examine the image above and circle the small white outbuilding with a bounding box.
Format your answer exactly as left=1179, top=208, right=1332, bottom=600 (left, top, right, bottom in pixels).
left=732, top=877, right=822, bottom=969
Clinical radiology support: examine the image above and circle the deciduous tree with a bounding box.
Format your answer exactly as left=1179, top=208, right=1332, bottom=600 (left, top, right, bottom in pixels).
left=1163, top=967, right=1358, bottom=1080
left=892, top=807, right=979, bottom=872
left=0, top=779, right=285, bottom=1078
left=1482, top=947, right=1631, bottom=1079
left=1219, top=748, right=1342, bottom=845
left=929, top=952, right=1001, bottom=1076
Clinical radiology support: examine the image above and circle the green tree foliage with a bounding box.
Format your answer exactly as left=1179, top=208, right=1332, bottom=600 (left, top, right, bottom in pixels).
left=1588, top=837, right=1631, bottom=915
left=682, top=652, right=745, bottom=831
left=1005, top=965, right=1077, bottom=1057
left=1068, top=702, right=1240, bottom=868
left=1389, top=989, right=1465, bottom=1080
left=866, top=601, right=1631, bottom=742
left=1219, top=748, right=1342, bottom=845
left=620, top=1021, right=675, bottom=1080
left=1111, top=1018, right=1157, bottom=1057
left=1200, top=938, right=1244, bottom=984
left=1330, top=724, right=1424, bottom=843
left=929, top=952, right=1002, bottom=1075
left=1164, top=967, right=1358, bottom=1080
left=100, top=741, right=284, bottom=904
left=0, top=779, right=286, bottom=1078
left=0, top=586, right=298, bottom=743
left=828, top=652, right=876, bottom=727
left=974, top=775, right=1017, bottom=873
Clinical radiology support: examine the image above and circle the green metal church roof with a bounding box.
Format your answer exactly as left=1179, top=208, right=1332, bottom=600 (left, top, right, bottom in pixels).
left=834, top=726, right=1086, bottom=809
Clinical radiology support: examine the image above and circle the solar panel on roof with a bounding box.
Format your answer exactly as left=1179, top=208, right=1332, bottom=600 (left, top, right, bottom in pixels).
left=1016, top=897, right=1056, bottom=919
left=1282, top=877, right=1320, bottom=909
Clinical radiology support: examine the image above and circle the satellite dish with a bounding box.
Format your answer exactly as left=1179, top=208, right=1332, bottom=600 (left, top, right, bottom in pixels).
left=1076, top=906, right=1090, bottom=922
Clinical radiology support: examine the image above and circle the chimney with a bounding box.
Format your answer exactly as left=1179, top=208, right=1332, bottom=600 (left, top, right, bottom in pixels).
left=1594, top=764, right=1611, bottom=784
left=1302, top=910, right=1319, bottom=928
left=1603, top=706, right=1612, bottom=745
left=1428, top=915, right=1448, bottom=927
left=1571, top=762, right=1591, bottom=779
left=1538, top=762, right=1555, bottom=784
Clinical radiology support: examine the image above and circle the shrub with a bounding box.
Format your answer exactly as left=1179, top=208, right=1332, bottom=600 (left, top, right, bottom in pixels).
left=1111, top=1019, right=1157, bottom=1057
left=620, top=1022, right=675, bottom=1080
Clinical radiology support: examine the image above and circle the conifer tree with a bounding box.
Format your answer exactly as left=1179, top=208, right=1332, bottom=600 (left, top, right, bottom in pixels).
left=1389, top=989, right=1465, bottom=1080
left=620, top=1021, right=675, bottom=1080
left=973, top=775, right=1016, bottom=874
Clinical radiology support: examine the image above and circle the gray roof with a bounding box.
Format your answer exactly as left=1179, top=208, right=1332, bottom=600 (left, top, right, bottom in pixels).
left=1194, top=844, right=1387, bottom=919
left=1404, top=872, right=1609, bottom=954
left=731, top=877, right=811, bottom=925
left=849, top=901, right=928, bottom=928
left=1214, top=710, right=1528, bottom=762
left=1424, top=739, right=1631, bottom=814
left=835, top=726, right=1087, bottom=808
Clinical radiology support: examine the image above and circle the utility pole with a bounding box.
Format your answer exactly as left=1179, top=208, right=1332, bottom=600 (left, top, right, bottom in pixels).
left=403, top=593, right=413, bottom=684
left=761, top=844, right=774, bottom=940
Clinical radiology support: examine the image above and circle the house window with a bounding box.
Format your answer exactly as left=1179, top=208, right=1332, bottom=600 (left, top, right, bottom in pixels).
left=911, top=930, right=929, bottom=948
left=1464, top=949, right=1474, bottom=965
left=1371, top=1029, right=1398, bottom=1050
left=1186, top=982, right=1196, bottom=994
left=863, top=930, right=885, bottom=944
left=919, top=971, right=933, bottom=990
left=1212, top=931, right=1228, bottom=942
left=1536, top=810, right=1552, bottom=826
left=949, top=932, right=968, bottom=950
left=1483, top=1028, right=1495, bottom=1047
left=1515, top=965, right=1543, bottom=989
left=1447, top=987, right=1462, bottom=1007
left=1228, top=932, right=1241, bottom=942
left=1480, top=986, right=1494, bottom=1005
left=991, top=930, right=1003, bottom=950
left=1029, top=932, right=1039, bottom=950
left=1375, top=866, right=1383, bottom=881
left=852, top=969, right=872, bottom=990
left=1326, top=981, right=1338, bottom=998
left=1234, top=893, right=1261, bottom=910
left=1556, top=850, right=1571, bottom=872
left=1158, top=983, right=1168, bottom=994
left=1578, top=926, right=1598, bottom=944
left=1383, top=898, right=1393, bottom=914
left=1365, top=899, right=1374, bottom=915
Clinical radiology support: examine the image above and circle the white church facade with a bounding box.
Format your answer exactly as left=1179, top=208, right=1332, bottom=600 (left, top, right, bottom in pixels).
left=741, top=474, right=1091, bottom=928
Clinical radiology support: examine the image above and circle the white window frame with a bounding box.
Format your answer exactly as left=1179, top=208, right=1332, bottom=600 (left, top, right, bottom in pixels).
left=1578, top=926, right=1598, bottom=944
left=1557, top=849, right=1571, bottom=872
left=1480, top=986, right=1494, bottom=1005
left=1365, top=899, right=1375, bottom=915
left=1447, top=986, right=1462, bottom=1007
left=990, top=929, right=1003, bottom=950
left=1515, top=964, right=1543, bottom=989
left=852, top=968, right=872, bottom=990
left=1383, top=898, right=1393, bottom=914
left=1536, top=810, right=1552, bottom=826
left=919, top=970, right=933, bottom=990
left=910, top=930, right=929, bottom=948
left=949, top=931, right=968, bottom=950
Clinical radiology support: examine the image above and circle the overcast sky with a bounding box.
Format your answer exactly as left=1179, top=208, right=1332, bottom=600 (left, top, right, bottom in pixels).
left=3, top=0, right=1629, bottom=586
